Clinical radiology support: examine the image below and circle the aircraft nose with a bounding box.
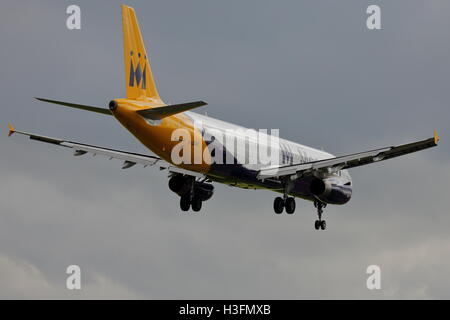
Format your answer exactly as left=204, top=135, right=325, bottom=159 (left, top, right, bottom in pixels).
left=108, top=100, right=118, bottom=111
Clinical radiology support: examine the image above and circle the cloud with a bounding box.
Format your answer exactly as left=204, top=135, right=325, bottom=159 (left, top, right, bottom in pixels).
left=0, top=253, right=139, bottom=299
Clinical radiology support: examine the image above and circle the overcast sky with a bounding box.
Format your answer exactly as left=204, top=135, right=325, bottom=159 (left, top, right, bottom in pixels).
left=1, top=0, right=449, bottom=299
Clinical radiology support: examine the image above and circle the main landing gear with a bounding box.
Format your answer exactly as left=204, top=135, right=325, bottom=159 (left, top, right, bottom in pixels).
left=273, top=179, right=296, bottom=214
left=314, top=200, right=327, bottom=230
left=179, top=178, right=204, bottom=213
left=180, top=193, right=203, bottom=212
left=273, top=196, right=296, bottom=214
left=169, top=175, right=214, bottom=213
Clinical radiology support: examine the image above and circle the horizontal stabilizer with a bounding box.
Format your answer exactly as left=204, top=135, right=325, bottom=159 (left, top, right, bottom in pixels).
left=136, top=101, right=207, bottom=120
left=35, top=98, right=112, bottom=115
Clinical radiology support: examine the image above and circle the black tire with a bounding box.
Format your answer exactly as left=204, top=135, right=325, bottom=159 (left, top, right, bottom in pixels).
left=273, top=197, right=284, bottom=214
left=191, top=197, right=202, bottom=212
left=180, top=195, right=191, bottom=211
left=285, top=197, right=296, bottom=214
left=320, top=220, right=326, bottom=230
left=314, top=220, right=321, bottom=230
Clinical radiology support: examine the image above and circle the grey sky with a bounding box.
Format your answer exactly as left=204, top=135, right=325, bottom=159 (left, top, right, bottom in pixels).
left=0, top=0, right=449, bottom=298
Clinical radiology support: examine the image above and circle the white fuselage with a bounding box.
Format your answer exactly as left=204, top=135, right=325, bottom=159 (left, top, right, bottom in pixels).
left=185, top=111, right=352, bottom=203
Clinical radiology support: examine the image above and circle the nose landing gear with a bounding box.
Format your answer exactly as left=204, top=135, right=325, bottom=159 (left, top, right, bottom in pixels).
left=314, top=200, right=327, bottom=230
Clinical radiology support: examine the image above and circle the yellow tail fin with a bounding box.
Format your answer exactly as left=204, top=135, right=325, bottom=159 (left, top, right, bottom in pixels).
left=122, top=5, right=161, bottom=101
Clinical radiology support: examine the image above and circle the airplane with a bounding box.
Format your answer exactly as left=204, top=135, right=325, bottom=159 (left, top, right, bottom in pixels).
left=8, top=5, right=439, bottom=230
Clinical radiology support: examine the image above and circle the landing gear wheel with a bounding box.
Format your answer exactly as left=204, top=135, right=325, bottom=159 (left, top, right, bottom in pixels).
left=273, top=197, right=284, bottom=214
left=191, top=197, right=202, bottom=212
left=180, top=195, right=191, bottom=211
left=320, top=220, right=326, bottom=230
left=285, top=197, right=296, bottom=214
left=314, top=220, right=321, bottom=230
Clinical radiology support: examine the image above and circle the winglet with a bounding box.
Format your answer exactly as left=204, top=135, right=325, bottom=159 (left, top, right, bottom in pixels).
left=7, top=123, right=15, bottom=137
left=434, top=129, right=440, bottom=144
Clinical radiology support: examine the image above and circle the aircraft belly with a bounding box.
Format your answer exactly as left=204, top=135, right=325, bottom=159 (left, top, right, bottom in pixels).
left=207, top=163, right=312, bottom=199
left=207, top=164, right=350, bottom=205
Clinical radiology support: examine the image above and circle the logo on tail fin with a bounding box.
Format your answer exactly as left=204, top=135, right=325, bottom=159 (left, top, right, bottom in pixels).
left=129, top=51, right=146, bottom=89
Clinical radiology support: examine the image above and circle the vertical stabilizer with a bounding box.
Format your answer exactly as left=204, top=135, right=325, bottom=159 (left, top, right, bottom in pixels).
left=121, top=5, right=161, bottom=101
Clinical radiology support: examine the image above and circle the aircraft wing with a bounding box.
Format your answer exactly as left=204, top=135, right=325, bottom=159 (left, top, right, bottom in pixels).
left=257, top=131, right=440, bottom=180
left=7, top=124, right=204, bottom=178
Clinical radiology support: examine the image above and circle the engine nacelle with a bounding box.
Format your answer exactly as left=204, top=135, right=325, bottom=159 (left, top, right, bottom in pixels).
left=309, top=177, right=351, bottom=205
left=168, top=175, right=192, bottom=196
left=194, top=182, right=214, bottom=201
left=310, top=178, right=333, bottom=198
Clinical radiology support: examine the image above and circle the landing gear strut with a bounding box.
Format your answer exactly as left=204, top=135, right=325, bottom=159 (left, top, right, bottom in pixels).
left=314, top=200, right=327, bottom=230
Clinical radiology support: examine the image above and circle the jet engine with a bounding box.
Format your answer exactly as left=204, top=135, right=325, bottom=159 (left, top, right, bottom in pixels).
left=168, top=175, right=192, bottom=196
left=309, top=177, right=351, bottom=205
